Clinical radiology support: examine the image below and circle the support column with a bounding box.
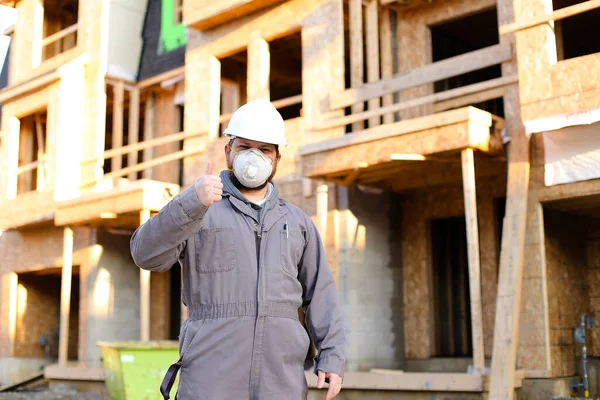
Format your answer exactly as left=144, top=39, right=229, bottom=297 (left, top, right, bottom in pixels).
left=461, top=148, right=485, bottom=371
left=247, top=33, right=270, bottom=101
left=59, top=226, right=74, bottom=365
left=140, top=209, right=151, bottom=341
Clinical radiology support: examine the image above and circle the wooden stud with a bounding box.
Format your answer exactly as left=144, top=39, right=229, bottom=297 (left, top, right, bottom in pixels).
left=247, top=34, right=270, bottom=101
left=58, top=226, right=74, bottom=365
left=365, top=0, right=380, bottom=128
left=112, top=81, right=125, bottom=183
left=461, top=148, right=485, bottom=371
left=34, top=113, right=46, bottom=191
left=128, top=87, right=140, bottom=181
left=140, top=209, right=151, bottom=342
left=207, top=56, right=222, bottom=141
left=331, top=43, right=512, bottom=110
left=380, top=8, right=394, bottom=124
left=143, top=93, right=155, bottom=180
left=350, top=0, right=364, bottom=131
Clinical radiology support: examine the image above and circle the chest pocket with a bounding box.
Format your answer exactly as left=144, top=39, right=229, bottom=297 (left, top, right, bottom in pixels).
left=280, top=229, right=305, bottom=277
left=195, top=227, right=237, bottom=273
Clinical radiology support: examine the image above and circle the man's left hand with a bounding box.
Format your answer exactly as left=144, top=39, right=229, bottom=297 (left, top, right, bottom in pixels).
left=317, top=370, right=342, bottom=400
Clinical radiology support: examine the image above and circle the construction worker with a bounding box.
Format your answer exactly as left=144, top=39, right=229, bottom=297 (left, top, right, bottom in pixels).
left=130, top=99, right=345, bottom=400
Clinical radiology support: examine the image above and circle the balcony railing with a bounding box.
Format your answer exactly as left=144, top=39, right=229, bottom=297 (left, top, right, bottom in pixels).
left=319, top=43, right=515, bottom=133
left=42, top=23, right=78, bottom=61
left=80, top=93, right=303, bottom=189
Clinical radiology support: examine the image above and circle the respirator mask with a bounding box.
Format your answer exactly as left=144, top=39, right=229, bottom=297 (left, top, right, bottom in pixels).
left=230, top=147, right=274, bottom=189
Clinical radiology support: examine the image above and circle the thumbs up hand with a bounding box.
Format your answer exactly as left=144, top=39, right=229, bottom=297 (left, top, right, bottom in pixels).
left=194, top=162, right=223, bottom=207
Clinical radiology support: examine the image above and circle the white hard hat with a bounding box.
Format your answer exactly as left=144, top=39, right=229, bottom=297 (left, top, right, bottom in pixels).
left=224, top=99, right=287, bottom=146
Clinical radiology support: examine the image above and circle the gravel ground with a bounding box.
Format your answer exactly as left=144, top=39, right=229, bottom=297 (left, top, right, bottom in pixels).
left=0, top=384, right=104, bottom=400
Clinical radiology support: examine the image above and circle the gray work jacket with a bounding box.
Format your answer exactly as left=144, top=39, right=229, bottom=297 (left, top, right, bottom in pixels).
left=130, top=178, right=345, bottom=400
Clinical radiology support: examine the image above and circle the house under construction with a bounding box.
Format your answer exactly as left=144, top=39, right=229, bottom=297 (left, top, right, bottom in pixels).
left=1, top=0, right=600, bottom=398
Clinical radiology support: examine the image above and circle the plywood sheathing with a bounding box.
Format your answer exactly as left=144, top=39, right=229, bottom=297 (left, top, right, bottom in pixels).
left=514, top=0, right=600, bottom=121
left=402, top=171, right=506, bottom=360
left=395, top=0, right=496, bottom=120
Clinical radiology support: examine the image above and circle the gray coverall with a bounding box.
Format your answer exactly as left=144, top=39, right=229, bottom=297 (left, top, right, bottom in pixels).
left=130, top=171, right=345, bottom=399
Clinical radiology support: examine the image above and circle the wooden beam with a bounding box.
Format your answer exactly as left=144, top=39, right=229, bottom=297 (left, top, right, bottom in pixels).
left=140, top=210, right=151, bottom=342
left=365, top=0, right=380, bottom=128
left=350, top=0, right=364, bottom=131
left=128, top=87, right=140, bottom=181
left=41, top=23, right=78, bottom=47
left=380, top=8, right=394, bottom=124
left=499, top=0, right=600, bottom=35
left=433, top=86, right=506, bottom=113
left=83, top=149, right=205, bottom=187
left=138, top=66, right=185, bottom=89
left=331, top=43, right=512, bottom=110
left=58, top=226, right=74, bottom=365
left=461, top=148, right=485, bottom=372
left=142, top=93, right=155, bottom=180
left=247, top=34, right=270, bottom=101
left=0, top=70, right=60, bottom=104
left=112, top=81, right=125, bottom=177
left=318, top=75, right=517, bottom=131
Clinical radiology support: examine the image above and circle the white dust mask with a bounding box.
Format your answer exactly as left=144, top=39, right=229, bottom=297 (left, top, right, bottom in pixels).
left=231, top=148, right=274, bottom=188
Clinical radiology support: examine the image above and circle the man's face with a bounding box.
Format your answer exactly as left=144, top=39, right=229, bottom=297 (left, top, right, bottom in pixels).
left=225, top=138, right=281, bottom=191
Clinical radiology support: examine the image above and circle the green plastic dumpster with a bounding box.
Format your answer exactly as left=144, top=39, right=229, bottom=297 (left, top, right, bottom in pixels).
left=98, top=341, right=180, bottom=400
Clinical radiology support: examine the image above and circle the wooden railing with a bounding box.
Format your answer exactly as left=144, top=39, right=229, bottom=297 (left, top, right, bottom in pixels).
left=320, top=43, right=514, bottom=131
left=499, top=0, right=600, bottom=35
left=42, top=23, right=78, bottom=60
left=80, top=130, right=207, bottom=188
left=81, top=91, right=303, bottom=189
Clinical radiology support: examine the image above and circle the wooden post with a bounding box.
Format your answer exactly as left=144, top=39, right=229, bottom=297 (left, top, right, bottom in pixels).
left=489, top=0, right=531, bottom=398
left=112, top=81, right=125, bottom=185
left=380, top=8, right=394, bottom=125
left=58, top=226, right=74, bottom=365
left=349, top=0, right=364, bottom=131
left=142, top=93, right=155, bottom=180
left=365, top=0, right=380, bottom=128
left=461, top=148, right=485, bottom=371
left=128, top=87, right=140, bottom=181
left=248, top=34, right=270, bottom=101
left=34, top=113, right=46, bottom=191
left=140, top=209, right=151, bottom=341
left=316, top=183, right=328, bottom=240
left=4, top=272, right=18, bottom=355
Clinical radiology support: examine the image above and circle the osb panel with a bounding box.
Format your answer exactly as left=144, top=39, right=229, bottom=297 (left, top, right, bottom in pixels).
left=0, top=227, right=93, bottom=276
left=395, top=0, right=496, bottom=120
left=401, top=172, right=506, bottom=359
left=522, top=87, right=600, bottom=122
left=150, top=271, right=170, bottom=341
left=303, top=122, right=471, bottom=178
